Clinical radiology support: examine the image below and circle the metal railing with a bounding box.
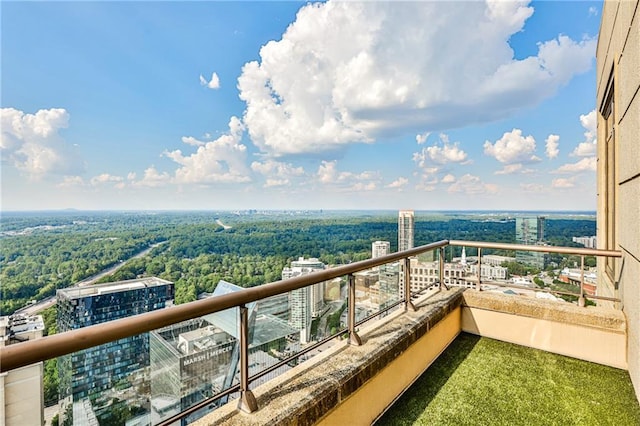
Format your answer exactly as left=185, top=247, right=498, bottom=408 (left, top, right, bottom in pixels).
left=448, top=240, right=622, bottom=306
left=0, top=239, right=623, bottom=424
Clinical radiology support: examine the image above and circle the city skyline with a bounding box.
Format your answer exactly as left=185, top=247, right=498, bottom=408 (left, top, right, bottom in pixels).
left=2, top=1, right=601, bottom=211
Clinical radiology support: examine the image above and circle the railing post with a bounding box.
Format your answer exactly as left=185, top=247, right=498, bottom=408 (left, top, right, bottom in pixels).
left=404, top=257, right=416, bottom=311
left=476, top=247, right=482, bottom=291
left=578, top=255, right=586, bottom=307
left=439, top=247, right=445, bottom=290
left=347, top=273, right=362, bottom=346
left=238, top=304, right=258, bottom=413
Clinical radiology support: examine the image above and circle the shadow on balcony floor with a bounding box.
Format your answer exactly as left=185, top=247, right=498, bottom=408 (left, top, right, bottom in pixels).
left=376, top=332, right=640, bottom=426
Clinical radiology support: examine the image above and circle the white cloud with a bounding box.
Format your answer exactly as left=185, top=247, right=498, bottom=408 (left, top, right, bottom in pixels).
left=413, top=133, right=469, bottom=176
left=426, top=134, right=468, bottom=164
left=316, top=160, right=380, bottom=191
left=164, top=116, right=251, bottom=184
left=251, top=159, right=304, bottom=187
left=57, top=176, right=85, bottom=188
left=386, top=177, right=409, bottom=188
left=495, top=164, right=523, bottom=175
left=237, top=1, right=595, bottom=156
left=181, top=136, right=205, bottom=147
left=571, top=109, right=597, bottom=156
left=351, top=182, right=377, bottom=191
left=1, top=107, right=85, bottom=178
left=484, top=129, right=540, bottom=164
left=556, top=157, right=596, bottom=173
left=200, top=72, right=220, bottom=90
left=572, top=142, right=596, bottom=157
left=132, top=166, right=171, bottom=188
left=416, top=182, right=436, bottom=192
left=447, top=174, right=498, bottom=195
left=580, top=110, right=596, bottom=142
left=418, top=167, right=440, bottom=177
left=416, top=132, right=431, bottom=145
left=90, top=173, right=124, bottom=186
left=588, top=6, right=598, bottom=16
left=552, top=177, right=575, bottom=188
left=545, top=134, right=559, bottom=159
left=521, top=182, right=544, bottom=192
left=441, top=174, right=456, bottom=184
left=317, top=160, right=339, bottom=184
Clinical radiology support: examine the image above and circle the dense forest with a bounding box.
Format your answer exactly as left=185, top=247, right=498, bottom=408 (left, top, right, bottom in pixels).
left=1, top=210, right=595, bottom=313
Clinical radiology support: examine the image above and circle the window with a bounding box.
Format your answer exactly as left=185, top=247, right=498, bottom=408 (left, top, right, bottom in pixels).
left=600, top=72, right=616, bottom=280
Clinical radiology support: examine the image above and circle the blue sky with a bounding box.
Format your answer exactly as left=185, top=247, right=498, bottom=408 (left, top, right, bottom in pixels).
left=1, top=1, right=602, bottom=211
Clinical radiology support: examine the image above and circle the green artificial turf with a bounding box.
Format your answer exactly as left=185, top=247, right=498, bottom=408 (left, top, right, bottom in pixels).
left=376, top=333, right=640, bottom=426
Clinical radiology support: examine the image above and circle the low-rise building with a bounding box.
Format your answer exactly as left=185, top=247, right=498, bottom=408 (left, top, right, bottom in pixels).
left=573, top=236, right=597, bottom=249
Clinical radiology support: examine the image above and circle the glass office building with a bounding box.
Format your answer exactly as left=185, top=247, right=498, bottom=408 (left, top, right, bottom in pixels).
left=57, top=277, right=174, bottom=425
left=515, top=216, right=547, bottom=269
left=150, top=280, right=299, bottom=425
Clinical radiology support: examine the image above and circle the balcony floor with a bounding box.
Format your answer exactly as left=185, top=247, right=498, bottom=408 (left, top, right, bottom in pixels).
left=376, top=333, right=640, bottom=425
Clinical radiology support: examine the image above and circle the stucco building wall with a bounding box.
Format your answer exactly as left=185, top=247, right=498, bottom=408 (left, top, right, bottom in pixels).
left=596, top=0, right=640, bottom=400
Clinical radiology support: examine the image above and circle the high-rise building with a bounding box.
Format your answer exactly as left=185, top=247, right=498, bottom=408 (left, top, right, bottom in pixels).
left=597, top=1, right=640, bottom=397
left=372, top=241, right=391, bottom=259
left=57, top=277, right=174, bottom=424
left=515, top=216, right=546, bottom=269
left=0, top=313, right=45, bottom=426
left=398, top=210, right=415, bottom=252
left=282, top=258, right=326, bottom=343
left=515, top=216, right=545, bottom=244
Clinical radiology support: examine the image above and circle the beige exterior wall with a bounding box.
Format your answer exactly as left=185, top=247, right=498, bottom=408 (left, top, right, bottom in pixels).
left=462, top=307, right=626, bottom=369
left=1, top=364, right=44, bottom=426
left=462, top=291, right=627, bottom=369
left=596, top=0, right=640, bottom=400
left=318, top=307, right=461, bottom=426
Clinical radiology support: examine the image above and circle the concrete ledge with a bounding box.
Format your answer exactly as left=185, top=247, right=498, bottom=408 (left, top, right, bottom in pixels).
left=462, top=291, right=627, bottom=369
left=463, top=291, right=626, bottom=332
left=193, top=288, right=465, bottom=426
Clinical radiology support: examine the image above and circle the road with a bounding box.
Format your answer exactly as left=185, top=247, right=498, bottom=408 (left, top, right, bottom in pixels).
left=16, top=241, right=167, bottom=316
left=215, top=219, right=232, bottom=230
left=76, top=241, right=167, bottom=287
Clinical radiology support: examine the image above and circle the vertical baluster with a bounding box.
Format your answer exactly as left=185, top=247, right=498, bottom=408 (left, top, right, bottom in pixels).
left=476, top=247, right=482, bottom=291
left=578, top=255, right=586, bottom=307
left=439, top=247, right=445, bottom=290
left=348, top=273, right=362, bottom=345
left=404, top=257, right=416, bottom=311
left=238, top=304, right=258, bottom=413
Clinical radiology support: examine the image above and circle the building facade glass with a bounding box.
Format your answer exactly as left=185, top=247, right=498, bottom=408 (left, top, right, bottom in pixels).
left=515, top=216, right=546, bottom=269
left=57, top=277, right=174, bottom=425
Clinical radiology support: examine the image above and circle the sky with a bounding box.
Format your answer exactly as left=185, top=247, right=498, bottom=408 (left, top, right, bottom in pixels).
left=1, top=1, right=603, bottom=212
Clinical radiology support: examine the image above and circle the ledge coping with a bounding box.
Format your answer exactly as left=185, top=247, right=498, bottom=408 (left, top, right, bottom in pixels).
left=462, top=290, right=626, bottom=332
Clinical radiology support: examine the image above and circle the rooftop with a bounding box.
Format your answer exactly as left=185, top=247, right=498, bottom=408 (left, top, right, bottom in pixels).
left=57, top=276, right=173, bottom=299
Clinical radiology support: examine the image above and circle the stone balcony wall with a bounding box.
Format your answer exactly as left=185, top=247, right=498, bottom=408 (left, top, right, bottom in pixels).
left=194, top=288, right=628, bottom=425
left=462, top=291, right=627, bottom=369
left=194, top=288, right=465, bottom=426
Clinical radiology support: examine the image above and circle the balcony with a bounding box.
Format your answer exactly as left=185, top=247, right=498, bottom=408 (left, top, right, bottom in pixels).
left=377, top=333, right=640, bottom=425
left=1, top=240, right=638, bottom=425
